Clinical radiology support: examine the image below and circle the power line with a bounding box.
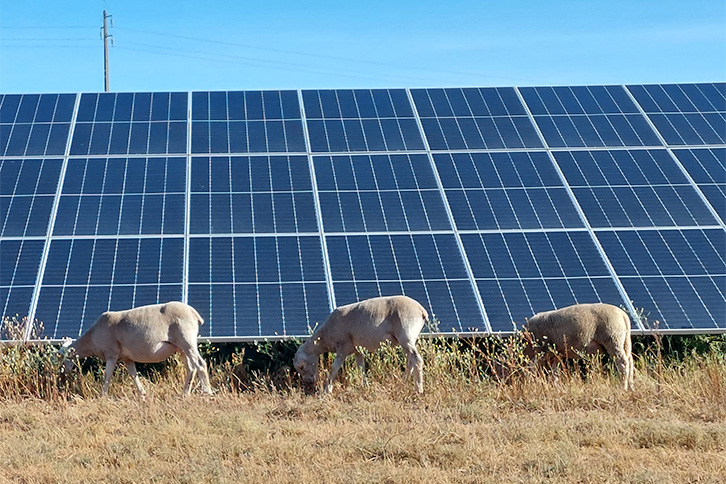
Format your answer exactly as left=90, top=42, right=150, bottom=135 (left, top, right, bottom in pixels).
left=1, top=44, right=96, bottom=49
left=1, top=38, right=96, bottom=41
left=114, top=26, right=539, bottom=84
left=115, top=45, right=443, bottom=85
left=119, top=40, right=436, bottom=80
left=0, top=26, right=96, bottom=29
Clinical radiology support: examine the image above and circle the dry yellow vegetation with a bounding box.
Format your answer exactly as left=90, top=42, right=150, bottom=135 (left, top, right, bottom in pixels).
left=1, top=332, right=725, bottom=484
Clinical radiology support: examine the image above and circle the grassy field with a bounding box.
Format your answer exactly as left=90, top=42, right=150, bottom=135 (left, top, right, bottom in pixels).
left=0, top=331, right=725, bottom=484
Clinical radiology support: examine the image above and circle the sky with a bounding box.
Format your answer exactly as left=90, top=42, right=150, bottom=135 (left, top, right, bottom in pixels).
left=1, top=0, right=725, bottom=94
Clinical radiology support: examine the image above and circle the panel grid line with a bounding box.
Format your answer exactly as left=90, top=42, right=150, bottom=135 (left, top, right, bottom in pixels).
left=4, top=143, right=722, bottom=161
left=229, top=161, right=238, bottom=336
left=183, top=91, right=192, bottom=304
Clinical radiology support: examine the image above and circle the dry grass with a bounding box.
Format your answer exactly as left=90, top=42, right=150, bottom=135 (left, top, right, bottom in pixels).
left=0, top=325, right=725, bottom=484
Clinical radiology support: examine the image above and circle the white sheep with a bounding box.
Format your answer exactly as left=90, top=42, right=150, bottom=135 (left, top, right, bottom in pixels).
left=61, top=301, right=212, bottom=397
left=520, top=303, right=634, bottom=390
left=293, top=295, right=428, bottom=394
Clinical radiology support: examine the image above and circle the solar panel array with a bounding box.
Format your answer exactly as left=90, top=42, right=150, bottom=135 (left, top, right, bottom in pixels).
left=1, top=83, right=724, bottom=341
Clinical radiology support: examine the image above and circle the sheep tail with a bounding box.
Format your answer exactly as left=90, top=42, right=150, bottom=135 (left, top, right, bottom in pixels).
left=191, top=307, right=205, bottom=326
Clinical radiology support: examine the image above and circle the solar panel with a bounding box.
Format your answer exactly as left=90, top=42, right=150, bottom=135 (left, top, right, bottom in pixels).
left=671, top=148, right=726, bottom=221
left=411, top=87, right=542, bottom=150
left=518, top=86, right=664, bottom=147
left=433, top=151, right=583, bottom=230
left=553, top=149, right=719, bottom=228
left=314, top=153, right=450, bottom=232
left=627, top=84, right=726, bottom=145
left=1, top=83, right=724, bottom=341
left=462, top=230, right=626, bottom=331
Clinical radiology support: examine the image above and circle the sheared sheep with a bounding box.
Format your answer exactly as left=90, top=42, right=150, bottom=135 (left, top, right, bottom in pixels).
left=520, top=303, right=634, bottom=390
left=61, top=301, right=212, bottom=397
left=293, top=295, right=428, bottom=394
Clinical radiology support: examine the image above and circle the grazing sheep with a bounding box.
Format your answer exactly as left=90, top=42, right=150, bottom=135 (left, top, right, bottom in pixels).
left=521, top=303, right=634, bottom=390
left=61, top=301, right=212, bottom=397
left=293, top=295, right=428, bottom=394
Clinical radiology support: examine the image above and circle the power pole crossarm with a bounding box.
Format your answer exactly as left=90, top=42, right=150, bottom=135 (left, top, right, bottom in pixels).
left=102, top=10, right=113, bottom=92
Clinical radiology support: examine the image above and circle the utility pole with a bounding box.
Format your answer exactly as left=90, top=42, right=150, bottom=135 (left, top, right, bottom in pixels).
left=102, top=10, right=113, bottom=92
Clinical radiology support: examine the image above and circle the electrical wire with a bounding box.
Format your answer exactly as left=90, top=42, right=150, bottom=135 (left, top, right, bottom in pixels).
left=114, top=26, right=538, bottom=84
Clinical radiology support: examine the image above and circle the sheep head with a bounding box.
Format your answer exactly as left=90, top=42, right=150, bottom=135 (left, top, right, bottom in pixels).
left=58, top=338, right=76, bottom=374
left=293, top=347, right=318, bottom=383
left=293, top=340, right=322, bottom=394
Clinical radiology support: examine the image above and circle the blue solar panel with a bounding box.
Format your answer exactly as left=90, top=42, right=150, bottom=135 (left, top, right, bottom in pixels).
left=1, top=83, right=724, bottom=340
left=71, top=93, right=187, bottom=155
left=0, top=239, right=44, bottom=327
left=1, top=158, right=63, bottom=237
left=187, top=235, right=330, bottom=337
left=628, top=83, right=726, bottom=145
left=411, top=87, right=543, bottom=150
left=191, top=91, right=305, bottom=154
left=303, top=89, right=425, bottom=152
left=461, top=231, right=627, bottom=331
left=554, top=149, right=720, bottom=228
left=597, top=229, right=725, bottom=329
left=314, top=154, right=450, bottom=232
left=434, top=151, right=583, bottom=230
left=326, top=233, right=483, bottom=332
left=671, top=148, right=726, bottom=222
left=520, top=86, right=664, bottom=147
left=55, top=157, right=186, bottom=236
left=190, top=155, right=317, bottom=234
left=0, top=94, right=75, bottom=157
left=36, top=237, right=184, bottom=337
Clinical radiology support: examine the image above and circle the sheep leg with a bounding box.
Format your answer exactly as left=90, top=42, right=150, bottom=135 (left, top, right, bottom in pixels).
left=325, top=351, right=350, bottom=394
left=125, top=361, right=147, bottom=397
left=187, top=351, right=212, bottom=394
left=403, top=344, right=424, bottom=393
left=181, top=355, right=198, bottom=396
left=355, top=351, right=368, bottom=386
left=604, top=339, right=634, bottom=391
left=628, top=353, right=635, bottom=390
left=626, top=338, right=635, bottom=391
left=176, top=343, right=212, bottom=395
left=102, top=357, right=118, bottom=396
left=197, top=356, right=212, bottom=394
left=538, top=352, right=561, bottom=381
left=612, top=350, right=632, bottom=391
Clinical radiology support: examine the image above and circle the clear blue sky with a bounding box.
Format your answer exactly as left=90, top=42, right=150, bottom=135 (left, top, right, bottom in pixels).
left=1, top=0, right=725, bottom=93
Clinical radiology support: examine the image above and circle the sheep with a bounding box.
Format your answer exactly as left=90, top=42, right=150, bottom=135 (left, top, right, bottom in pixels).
left=293, top=295, right=428, bottom=394
left=60, top=301, right=212, bottom=397
left=518, top=303, right=634, bottom=390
